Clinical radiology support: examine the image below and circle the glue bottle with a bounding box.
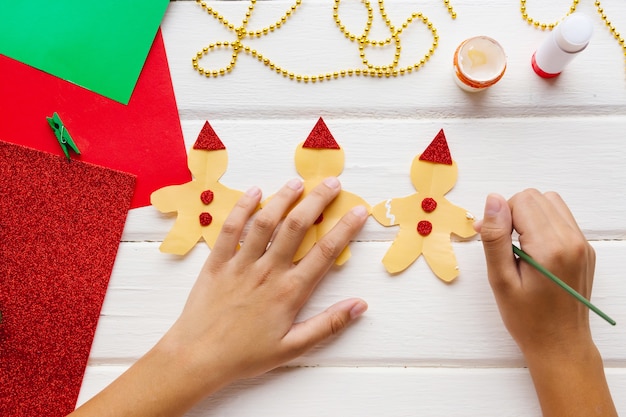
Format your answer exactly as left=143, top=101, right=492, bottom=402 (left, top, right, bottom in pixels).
left=531, top=13, right=593, bottom=78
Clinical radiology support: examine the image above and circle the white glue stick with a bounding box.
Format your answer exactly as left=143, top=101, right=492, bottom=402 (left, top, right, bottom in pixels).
left=532, top=13, right=593, bottom=78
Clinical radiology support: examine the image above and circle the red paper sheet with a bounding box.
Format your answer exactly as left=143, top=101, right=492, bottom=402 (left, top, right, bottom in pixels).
left=0, top=29, right=190, bottom=208
left=0, top=140, right=135, bottom=416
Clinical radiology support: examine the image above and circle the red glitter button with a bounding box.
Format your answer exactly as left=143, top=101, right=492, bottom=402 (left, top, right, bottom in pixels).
left=199, top=212, right=213, bottom=226
left=314, top=213, right=324, bottom=225
left=200, top=189, right=214, bottom=205
left=417, top=220, right=432, bottom=236
left=421, top=197, right=437, bottom=213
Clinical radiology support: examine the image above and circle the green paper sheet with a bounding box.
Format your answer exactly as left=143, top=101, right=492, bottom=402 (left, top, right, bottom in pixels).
left=0, top=0, right=170, bottom=104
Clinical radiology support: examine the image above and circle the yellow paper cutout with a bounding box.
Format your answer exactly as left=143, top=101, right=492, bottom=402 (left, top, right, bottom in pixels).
left=372, top=130, right=476, bottom=282
left=151, top=124, right=244, bottom=255
left=265, top=119, right=371, bottom=265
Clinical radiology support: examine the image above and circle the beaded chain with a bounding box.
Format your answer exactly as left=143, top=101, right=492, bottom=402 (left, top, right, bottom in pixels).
left=192, top=0, right=456, bottom=82
left=520, top=0, right=626, bottom=64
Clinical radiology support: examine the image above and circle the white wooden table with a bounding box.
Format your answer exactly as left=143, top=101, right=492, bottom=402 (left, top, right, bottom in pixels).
left=77, top=1, right=626, bottom=415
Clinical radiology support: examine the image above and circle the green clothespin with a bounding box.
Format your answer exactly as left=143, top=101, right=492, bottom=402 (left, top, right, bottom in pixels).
left=46, top=112, right=80, bottom=160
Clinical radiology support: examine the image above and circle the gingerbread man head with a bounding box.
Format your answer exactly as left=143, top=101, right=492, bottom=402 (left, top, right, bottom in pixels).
left=188, top=121, right=228, bottom=181
left=295, top=117, right=344, bottom=180
left=410, top=129, right=458, bottom=195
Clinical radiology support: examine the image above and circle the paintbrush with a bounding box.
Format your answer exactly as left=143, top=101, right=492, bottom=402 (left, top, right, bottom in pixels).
left=512, top=244, right=616, bottom=326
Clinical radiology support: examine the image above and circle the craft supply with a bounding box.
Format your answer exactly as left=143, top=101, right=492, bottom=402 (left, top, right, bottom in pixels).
left=521, top=0, right=625, bottom=71
left=46, top=112, right=81, bottom=160
left=372, top=129, right=476, bottom=282
left=193, top=0, right=456, bottom=82
left=512, top=245, right=616, bottom=326
left=0, top=0, right=169, bottom=103
left=264, top=117, right=371, bottom=265
left=0, top=140, right=135, bottom=416
left=151, top=121, right=245, bottom=255
left=453, top=36, right=506, bottom=92
left=531, top=13, right=593, bottom=78
left=0, top=30, right=191, bottom=209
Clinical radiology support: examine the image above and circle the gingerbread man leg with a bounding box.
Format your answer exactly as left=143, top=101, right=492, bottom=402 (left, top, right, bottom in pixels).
left=160, top=215, right=202, bottom=255
left=200, top=222, right=224, bottom=251
left=382, top=230, right=424, bottom=274
left=334, top=246, right=351, bottom=266
left=422, top=232, right=461, bottom=282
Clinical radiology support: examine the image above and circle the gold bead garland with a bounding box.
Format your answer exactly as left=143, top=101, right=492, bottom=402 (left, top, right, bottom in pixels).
left=520, top=0, right=626, bottom=63
left=192, top=0, right=456, bottom=82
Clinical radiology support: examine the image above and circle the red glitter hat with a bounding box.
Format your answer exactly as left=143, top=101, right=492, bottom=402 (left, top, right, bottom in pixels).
left=419, top=129, right=452, bottom=165
left=193, top=121, right=226, bottom=150
left=303, top=117, right=340, bottom=149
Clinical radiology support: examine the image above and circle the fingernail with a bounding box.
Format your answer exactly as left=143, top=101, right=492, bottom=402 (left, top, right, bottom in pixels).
left=245, top=186, right=261, bottom=197
left=323, top=176, right=340, bottom=189
left=349, top=300, right=368, bottom=319
left=485, top=194, right=503, bottom=217
left=286, top=178, right=303, bottom=190
left=351, top=205, right=368, bottom=219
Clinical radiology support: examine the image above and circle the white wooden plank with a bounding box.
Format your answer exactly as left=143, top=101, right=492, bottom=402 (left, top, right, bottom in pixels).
left=76, top=365, right=626, bottom=416
left=161, top=0, right=626, bottom=119
left=92, top=240, right=626, bottom=364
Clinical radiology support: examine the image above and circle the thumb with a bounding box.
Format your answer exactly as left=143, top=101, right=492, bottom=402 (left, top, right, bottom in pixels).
left=478, top=194, right=517, bottom=289
left=282, top=298, right=367, bottom=356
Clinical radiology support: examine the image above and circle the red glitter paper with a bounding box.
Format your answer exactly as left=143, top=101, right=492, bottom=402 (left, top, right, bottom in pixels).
left=419, top=129, right=452, bottom=165
left=193, top=121, right=226, bottom=151
left=200, top=189, right=215, bottom=205
left=421, top=197, right=437, bottom=213
left=0, top=30, right=190, bottom=208
left=0, top=140, right=135, bottom=416
left=314, top=213, right=324, bottom=225
left=302, top=117, right=340, bottom=149
left=199, top=212, right=213, bottom=226
left=417, top=220, right=433, bottom=236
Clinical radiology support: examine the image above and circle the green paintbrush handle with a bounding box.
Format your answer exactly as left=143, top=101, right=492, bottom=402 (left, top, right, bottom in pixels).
left=512, top=245, right=616, bottom=326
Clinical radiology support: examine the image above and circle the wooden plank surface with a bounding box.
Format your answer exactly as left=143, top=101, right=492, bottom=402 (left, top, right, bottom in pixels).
left=78, top=366, right=626, bottom=416
left=78, top=0, right=626, bottom=415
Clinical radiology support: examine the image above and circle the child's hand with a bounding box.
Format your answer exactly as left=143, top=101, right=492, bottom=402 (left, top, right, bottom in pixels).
left=70, top=177, right=369, bottom=417
left=162, top=177, right=369, bottom=389
left=475, top=190, right=616, bottom=417
left=475, top=189, right=595, bottom=355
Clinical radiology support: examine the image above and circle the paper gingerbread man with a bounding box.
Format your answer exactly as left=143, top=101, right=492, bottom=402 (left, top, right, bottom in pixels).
left=151, top=121, right=244, bottom=255
left=269, top=117, right=371, bottom=265
left=372, top=129, right=476, bottom=282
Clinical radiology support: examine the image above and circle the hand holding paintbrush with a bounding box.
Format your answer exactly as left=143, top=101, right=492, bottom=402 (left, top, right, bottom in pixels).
left=475, top=190, right=617, bottom=417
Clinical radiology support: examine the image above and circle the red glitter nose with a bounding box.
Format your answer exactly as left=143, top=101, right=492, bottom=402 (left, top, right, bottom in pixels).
left=417, top=220, right=433, bottom=236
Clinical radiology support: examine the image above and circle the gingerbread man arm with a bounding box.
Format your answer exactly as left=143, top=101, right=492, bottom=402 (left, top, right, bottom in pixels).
left=372, top=198, right=400, bottom=227
left=151, top=184, right=192, bottom=213
left=441, top=201, right=477, bottom=239
left=373, top=194, right=423, bottom=228
left=317, top=191, right=371, bottom=235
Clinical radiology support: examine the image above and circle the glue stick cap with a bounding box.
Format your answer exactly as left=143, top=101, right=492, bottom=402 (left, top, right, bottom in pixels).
left=532, top=12, right=593, bottom=78
left=555, top=13, right=593, bottom=53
